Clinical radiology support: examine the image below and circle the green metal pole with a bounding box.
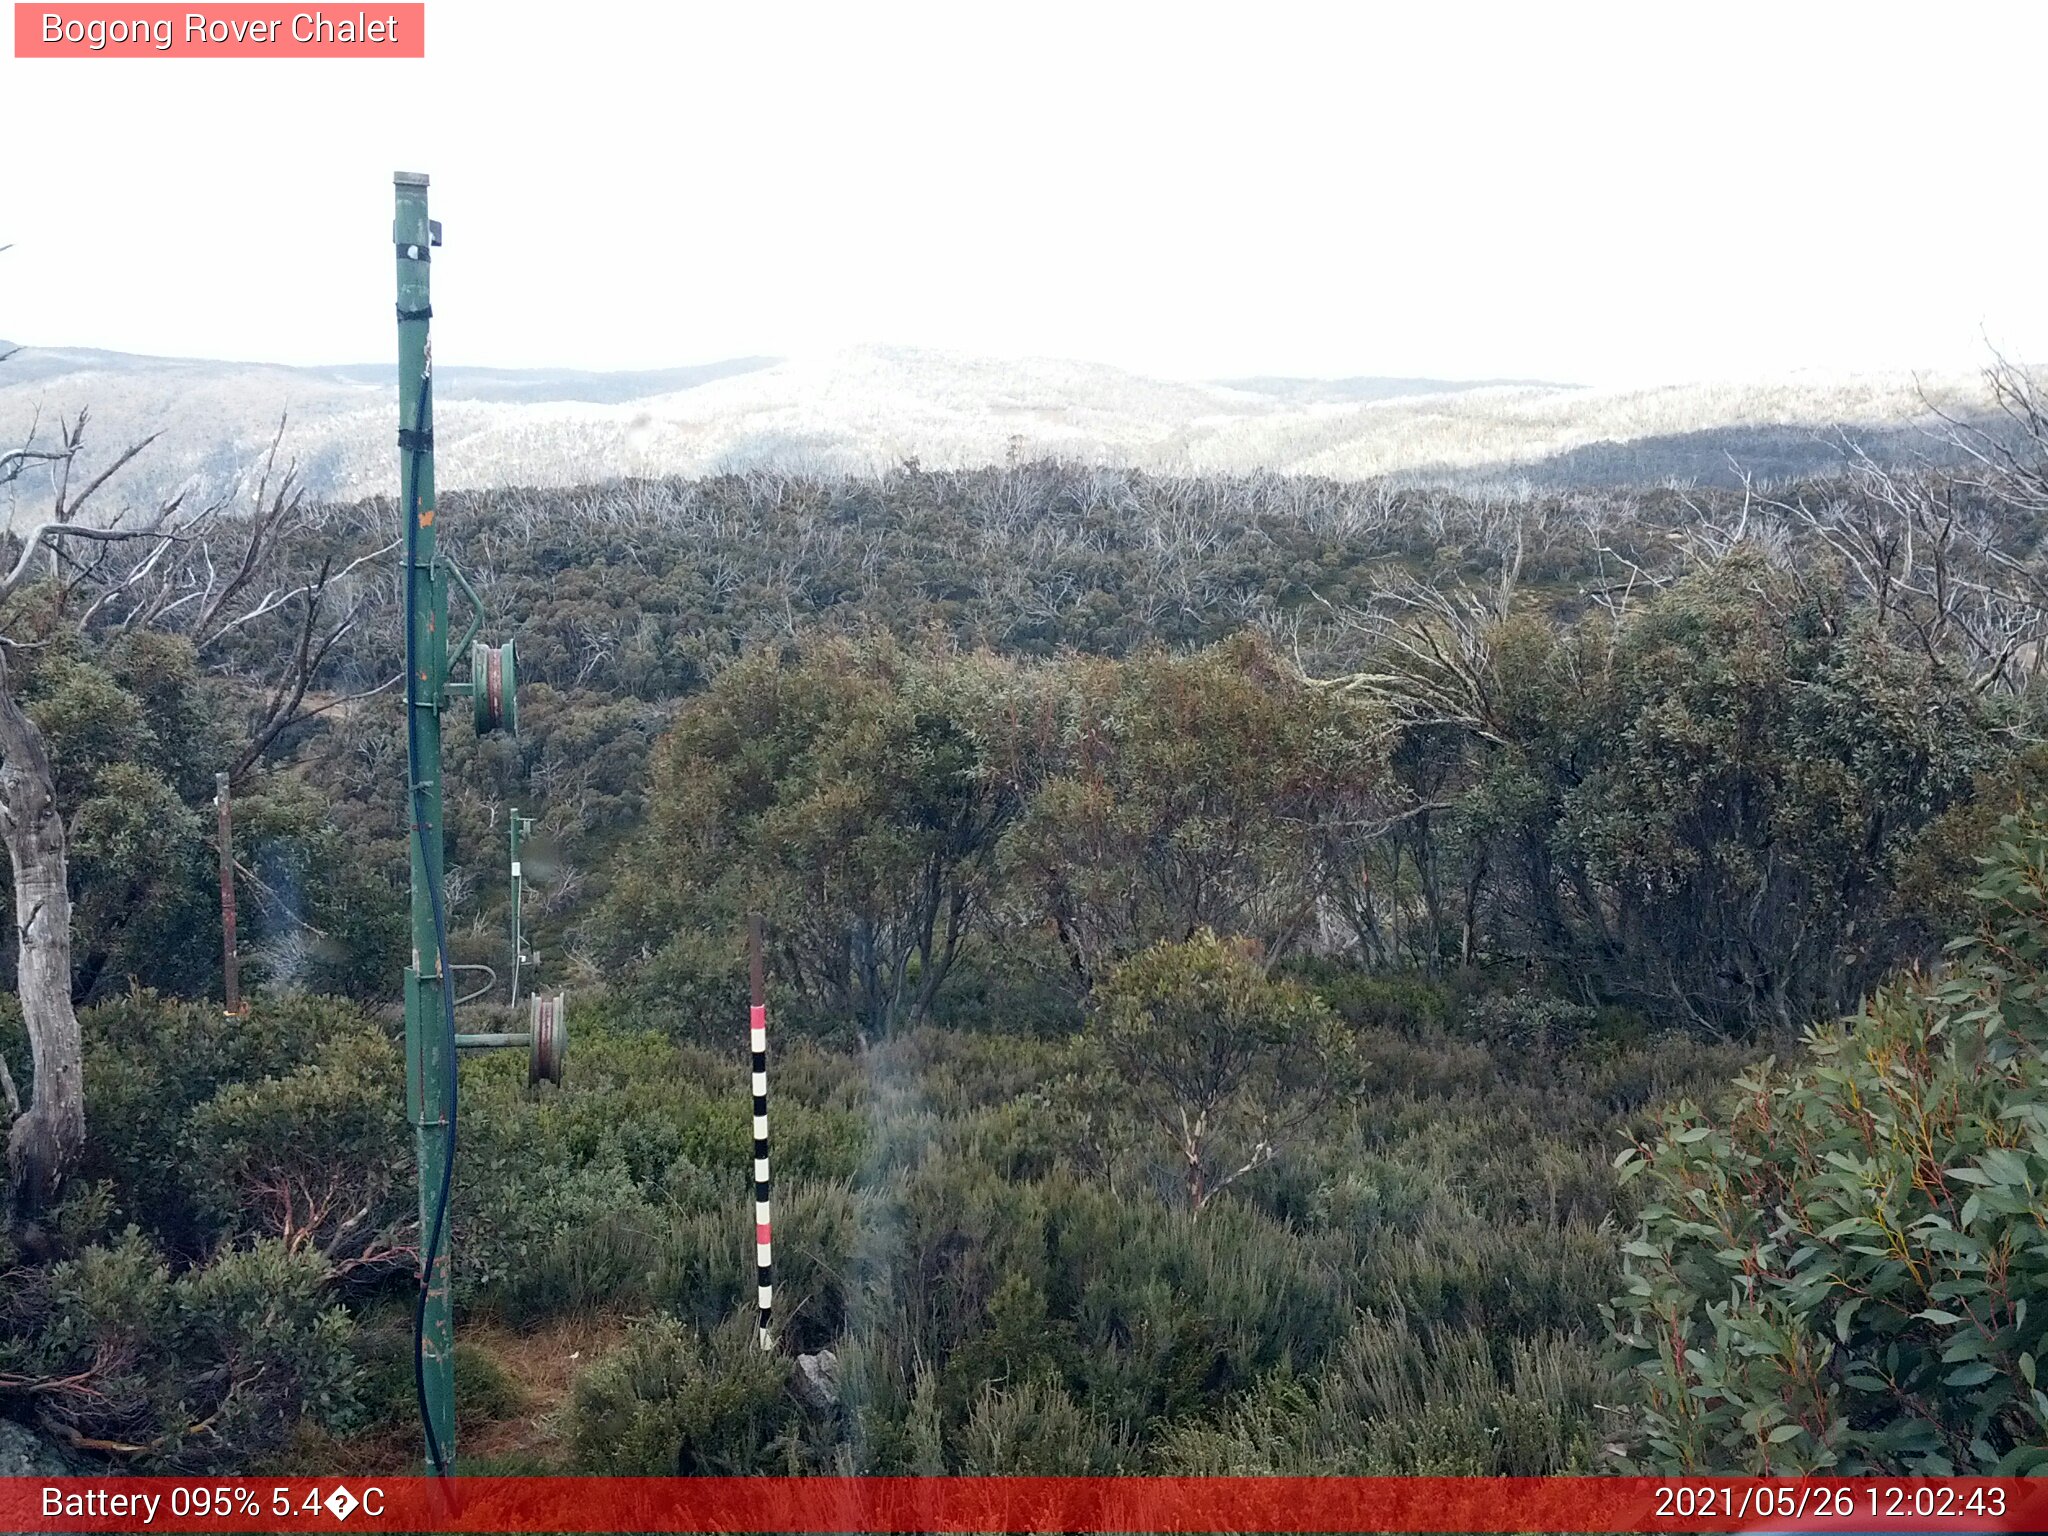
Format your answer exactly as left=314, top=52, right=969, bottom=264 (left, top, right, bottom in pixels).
left=394, top=169, right=454, bottom=1475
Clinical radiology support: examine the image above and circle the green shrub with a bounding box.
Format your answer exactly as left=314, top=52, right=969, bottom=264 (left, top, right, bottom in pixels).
left=956, top=1377, right=1131, bottom=1472
left=935, top=1273, right=1076, bottom=1428
left=461, top=1156, right=665, bottom=1320
left=1301, top=968, right=1451, bottom=1034
left=1463, top=993, right=1599, bottom=1058
left=1090, top=930, right=1360, bottom=1212
left=182, top=1034, right=407, bottom=1270
left=1610, top=810, right=2048, bottom=1473
left=1161, top=1312, right=1605, bottom=1474
left=567, top=1313, right=806, bottom=1474
left=175, top=1240, right=364, bottom=1447
left=76, top=993, right=394, bottom=1256
left=450, top=1014, right=867, bottom=1321
left=349, top=1318, right=527, bottom=1436
left=0, top=1230, right=361, bottom=1467
left=454, top=1342, right=530, bottom=1429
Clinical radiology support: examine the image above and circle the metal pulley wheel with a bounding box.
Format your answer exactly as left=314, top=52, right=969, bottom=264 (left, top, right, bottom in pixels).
left=528, top=991, right=566, bottom=1086
left=473, top=638, right=518, bottom=735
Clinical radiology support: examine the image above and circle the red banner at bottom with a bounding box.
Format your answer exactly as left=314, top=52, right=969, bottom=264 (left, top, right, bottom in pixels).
left=3, top=1476, right=2039, bottom=1534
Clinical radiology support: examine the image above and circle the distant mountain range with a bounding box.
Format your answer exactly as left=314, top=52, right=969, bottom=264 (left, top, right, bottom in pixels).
left=0, top=341, right=2002, bottom=513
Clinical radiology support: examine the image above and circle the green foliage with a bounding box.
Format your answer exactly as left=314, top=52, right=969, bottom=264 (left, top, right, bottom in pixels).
left=1161, top=1312, right=1607, bottom=1474
left=608, top=637, right=1030, bottom=1041
left=1462, top=558, right=2007, bottom=1032
left=181, top=1035, right=407, bottom=1267
left=12, top=958, right=1752, bottom=1476
left=74, top=992, right=401, bottom=1259
left=956, top=1376, right=1131, bottom=1473
left=1462, top=992, right=1600, bottom=1060
left=0, top=1229, right=361, bottom=1466
left=350, top=1324, right=527, bottom=1437
left=1294, top=966, right=1452, bottom=1034
left=8, top=642, right=221, bottom=999
left=174, top=1240, right=364, bottom=1447
left=1610, top=809, right=2048, bottom=1473
left=14, top=456, right=2048, bottom=1478
left=229, top=777, right=409, bottom=1000
left=568, top=1313, right=806, bottom=1474
left=1091, top=930, right=1360, bottom=1210
left=0, top=618, right=399, bottom=1003
left=535, top=951, right=1702, bottom=1474
left=24, top=648, right=160, bottom=804
left=99, top=629, right=234, bottom=803
left=1002, top=636, right=1383, bottom=990
left=68, top=760, right=210, bottom=995
left=934, top=1274, right=1077, bottom=1426
left=446, top=1021, right=864, bottom=1321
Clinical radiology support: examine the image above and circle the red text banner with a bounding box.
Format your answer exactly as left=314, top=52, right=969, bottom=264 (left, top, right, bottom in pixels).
left=1, top=1476, right=2042, bottom=1534
left=14, top=4, right=425, bottom=57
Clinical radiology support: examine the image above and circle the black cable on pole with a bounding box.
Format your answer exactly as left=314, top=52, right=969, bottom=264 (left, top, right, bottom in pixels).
left=403, top=367, right=459, bottom=1478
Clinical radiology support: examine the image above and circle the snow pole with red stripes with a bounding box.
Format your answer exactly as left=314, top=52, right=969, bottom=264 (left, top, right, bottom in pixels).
left=748, top=912, right=773, bottom=1351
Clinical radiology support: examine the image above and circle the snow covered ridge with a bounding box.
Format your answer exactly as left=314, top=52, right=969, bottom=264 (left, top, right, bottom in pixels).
left=0, top=342, right=2003, bottom=511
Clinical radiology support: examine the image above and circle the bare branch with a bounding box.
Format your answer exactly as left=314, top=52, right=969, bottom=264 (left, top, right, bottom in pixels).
left=191, top=417, right=306, bottom=645
left=54, top=426, right=161, bottom=526
left=0, top=521, right=188, bottom=606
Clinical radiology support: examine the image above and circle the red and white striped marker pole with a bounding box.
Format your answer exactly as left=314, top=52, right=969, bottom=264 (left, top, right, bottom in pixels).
left=748, top=913, right=773, bottom=1351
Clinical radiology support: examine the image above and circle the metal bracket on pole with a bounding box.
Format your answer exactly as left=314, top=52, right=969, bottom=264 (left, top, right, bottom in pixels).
left=445, top=558, right=486, bottom=674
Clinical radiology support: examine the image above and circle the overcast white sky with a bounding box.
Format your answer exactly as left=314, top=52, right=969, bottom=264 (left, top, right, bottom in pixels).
left=2, top=0, right=2042, bottom=387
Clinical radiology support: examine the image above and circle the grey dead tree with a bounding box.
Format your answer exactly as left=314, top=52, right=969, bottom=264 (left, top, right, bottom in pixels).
left=1291, top=516, right=1531, bottom=969
left=1915, top=354, right=2048, bottom=692
left=1581, top=468, right=1789, bottom=632
left=1936, top=351, right=2048, bottom=522
left=0, top=405, right=392, bottom=1219
left=0, top=408, right=190, bottom=1215
left=1743, top=374, right=2048, bottom=699
left=1350, top=500, right=1521, bottom=682
left=1297, top=515, right=1523, bottom=751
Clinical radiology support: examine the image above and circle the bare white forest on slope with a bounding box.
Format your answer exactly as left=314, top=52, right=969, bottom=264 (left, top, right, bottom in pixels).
left=0, top=339, right=2004, bottom=519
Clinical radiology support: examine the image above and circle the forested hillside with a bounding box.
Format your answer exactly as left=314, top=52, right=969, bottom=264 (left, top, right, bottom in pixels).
left=0, top=340, right=2004, bottom=507
left=6, top=375, right=2048, bottom=1475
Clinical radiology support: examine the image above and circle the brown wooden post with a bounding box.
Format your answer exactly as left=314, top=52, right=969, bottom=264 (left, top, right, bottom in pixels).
left=215, top=771, right=242, bottom=1017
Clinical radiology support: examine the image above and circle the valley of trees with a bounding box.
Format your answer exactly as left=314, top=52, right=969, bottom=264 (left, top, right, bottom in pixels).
left=6, top=368, right=2048, bottom=1476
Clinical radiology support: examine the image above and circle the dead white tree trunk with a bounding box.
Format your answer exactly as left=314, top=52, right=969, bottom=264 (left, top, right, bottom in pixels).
left=0, top=402, right=393, bottom=1218
left=0, top=663, right=81, bottom=1216
left=0, top=400, right=196, bottom=1217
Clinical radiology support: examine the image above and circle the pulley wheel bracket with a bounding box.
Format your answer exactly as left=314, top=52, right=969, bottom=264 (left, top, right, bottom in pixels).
left=528, top=991, right=566, bottom=1086
left=473, top=638, right=518, bottom=736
